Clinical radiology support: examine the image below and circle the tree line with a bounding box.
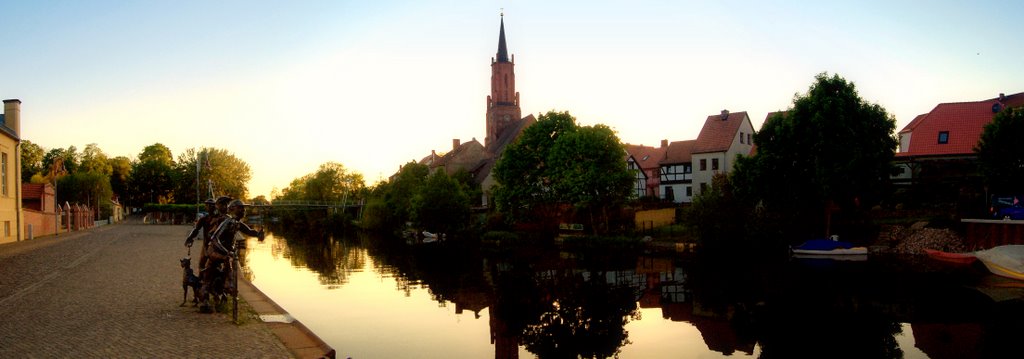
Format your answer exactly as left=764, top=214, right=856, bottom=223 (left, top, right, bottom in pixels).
left=22, top=141, right=252, bottom=219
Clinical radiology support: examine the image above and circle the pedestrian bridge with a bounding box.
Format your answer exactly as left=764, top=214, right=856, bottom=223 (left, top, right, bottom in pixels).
left=252, top=200, right=362, bottom=210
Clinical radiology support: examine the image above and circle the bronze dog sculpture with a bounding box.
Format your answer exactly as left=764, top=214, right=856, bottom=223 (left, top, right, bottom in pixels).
left=180, top=257, right=201, bottom=306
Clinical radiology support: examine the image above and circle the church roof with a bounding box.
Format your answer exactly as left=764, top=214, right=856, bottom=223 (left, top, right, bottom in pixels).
left=496, top=15, right=509, bottom=63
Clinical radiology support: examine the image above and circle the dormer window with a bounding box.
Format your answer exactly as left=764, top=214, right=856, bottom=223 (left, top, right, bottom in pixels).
left=938, top=131, right=949, bottom=144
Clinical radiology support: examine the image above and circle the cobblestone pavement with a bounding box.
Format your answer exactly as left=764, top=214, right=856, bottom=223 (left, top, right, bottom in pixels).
left=0, top=220, right=294, bottom=358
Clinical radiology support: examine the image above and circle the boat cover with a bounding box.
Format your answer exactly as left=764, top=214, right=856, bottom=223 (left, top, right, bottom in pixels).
left=974, top=245, right=1024, bottom=274
left=795, top=239, right=854, bottom=251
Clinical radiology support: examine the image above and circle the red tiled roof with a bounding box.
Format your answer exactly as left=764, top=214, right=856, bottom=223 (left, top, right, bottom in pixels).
left=693, top=111, right=749, bottom=154
left=898, top=113, right=928, bottom=134
left=900, top=92, right=1024, bottom=157
left=23, top=183, right=44, bottom=199
left=660, top=140, right=697, bottom=165
left=624, top=144, right=667, bottom=171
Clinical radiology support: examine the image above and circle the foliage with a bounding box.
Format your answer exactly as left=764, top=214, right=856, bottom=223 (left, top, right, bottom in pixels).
left=109, top=156, right=132, bottom=202
left=42, top=145, right=78, bottom=179
left=276, top=162, right=364, bottom=204
left=732, top=73, right=897, bottom=240
left=56, top=171, right=113, bottom=220
left=79, top=143, right=112, bottom=176
left=410, top=170, right=470, bottom=234
left=976, top=106, right=1024, bottom=194
left=128, top=143, right=175, bottom=204
left=379, top=162, right=430, bottom=229
left=20, top=140, right=44, bottom=182
left=494, top=110, right=632, bottom=234
left=173, top=147, right=253, bottom=204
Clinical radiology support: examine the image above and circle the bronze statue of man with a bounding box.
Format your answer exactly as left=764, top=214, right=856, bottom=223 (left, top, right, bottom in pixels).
left=184, top=198, right=217, bottom=269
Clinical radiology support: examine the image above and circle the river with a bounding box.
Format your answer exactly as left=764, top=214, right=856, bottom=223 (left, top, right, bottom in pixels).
left=240, top=230, right=1024, bottom=358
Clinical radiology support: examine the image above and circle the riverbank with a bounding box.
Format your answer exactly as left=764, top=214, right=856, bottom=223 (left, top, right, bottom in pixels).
left=0, top=219, right=333, bottom=358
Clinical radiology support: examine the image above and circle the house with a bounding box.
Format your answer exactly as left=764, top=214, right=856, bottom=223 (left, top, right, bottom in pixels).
left=658, top=140, right=697, bottom=203
left=690, top=110, right=755, bottom=197
left=625, top=141, right=668, bottom=198
left=894, top=92, right=1024, bottom=183
left=22, top=183, right=57, bottom=238
left=0, top=99, right=22, bottom=244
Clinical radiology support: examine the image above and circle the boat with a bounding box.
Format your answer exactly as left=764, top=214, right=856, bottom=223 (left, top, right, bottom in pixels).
left=973, top=245, right=1024, bottom=281
left=791, top=238, right=868, bottom=256
left=923, top=249, right=977, bottom=265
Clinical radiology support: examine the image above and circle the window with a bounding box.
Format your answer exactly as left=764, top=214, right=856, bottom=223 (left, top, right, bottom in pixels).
left=740, top=132, right=745, bottom=144
left=712, top=158, right=719, bottom=171
left=938, top=131, right=949, bottom=144
left=1, top=152, right=7, bottom=196
left=3, top=221, right=9, bottom=237
left=664, top=186, right=675, bottom=202
left=699, top=159, right=707, bottom=171
left=700, top=183, right=707, bottom=192
left=748, top=133, right=752, bottom=145
left=686, top=186, right=692, bottom=197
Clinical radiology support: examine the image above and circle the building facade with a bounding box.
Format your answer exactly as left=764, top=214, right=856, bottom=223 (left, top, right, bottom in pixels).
left=0, top=99, right=22, bottom=244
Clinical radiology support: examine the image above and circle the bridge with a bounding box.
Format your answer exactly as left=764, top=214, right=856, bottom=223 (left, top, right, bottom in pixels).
left=250, top=200, right=363, bottom=210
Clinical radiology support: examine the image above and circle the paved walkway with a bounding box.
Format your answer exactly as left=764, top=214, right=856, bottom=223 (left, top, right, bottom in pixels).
left=0, top=219, right=331, bottom=358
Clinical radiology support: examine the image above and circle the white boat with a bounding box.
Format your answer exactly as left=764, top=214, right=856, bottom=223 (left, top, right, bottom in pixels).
left=973, top=245, right=1024, bottom=281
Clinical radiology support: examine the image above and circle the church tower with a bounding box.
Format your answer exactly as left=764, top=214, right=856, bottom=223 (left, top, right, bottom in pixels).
left=485, top=13, right=521, bottom=151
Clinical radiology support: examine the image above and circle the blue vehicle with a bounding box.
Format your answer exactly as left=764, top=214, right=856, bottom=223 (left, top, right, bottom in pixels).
left=991, top=195, right=1024, bottom=220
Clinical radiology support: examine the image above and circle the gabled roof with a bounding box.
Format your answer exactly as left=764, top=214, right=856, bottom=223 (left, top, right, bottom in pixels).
left=488, top=114, right=536, bottom=157
left=899, top=92, right=1024, bottom=158
left=624, top=144, right=667, bottom=171
left=693, top=111, right=749, bottom=154
left=659, top=140, right=697, bottom=165
left=432, top=138, right=484, bottom=169
left=898, top=113, right=928, bottom=134
left=0, top=114, right=16, bottom=140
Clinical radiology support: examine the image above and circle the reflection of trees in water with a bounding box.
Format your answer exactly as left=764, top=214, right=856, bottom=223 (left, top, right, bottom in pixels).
left=265, top=226, right=365, bottom=287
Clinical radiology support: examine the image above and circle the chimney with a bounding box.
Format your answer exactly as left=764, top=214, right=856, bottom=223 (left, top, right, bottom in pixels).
left=3, top=99, right=20, bottom=137
left=453, top=138, right=461, bottom=151
left=720, top=109, right=729, bottom=120
left=1000, top=93, right=1006, bottom=102
left=660, top=139, right=668, bottom=148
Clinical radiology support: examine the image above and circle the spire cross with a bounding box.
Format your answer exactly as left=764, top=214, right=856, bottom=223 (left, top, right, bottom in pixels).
left=500, top=8, right=504, bottom=17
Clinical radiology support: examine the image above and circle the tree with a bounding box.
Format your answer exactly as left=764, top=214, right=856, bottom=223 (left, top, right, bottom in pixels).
left=79, top=143, right=112, bottom=176
left=976, top=107, right=1024, bottom=194
left=20, top=140, right=44, bottom=182
left=275, top=162, right=364, bottom=204
left=548, top=124, right=633, bottom=234
left=109, top=156, right=132, bottom=203
left=173, top=147, right=254, bottom=204
left=410, top=171, right=470, bottom=234
left=494, top=111, right=577, bottom=225
left=42, top=145, right=79, bottom=178
left=129, top=143, right=174, bottom=204
left=56, top=171, right=113, bottom=220
left=732, top=73, right=897, bottom=239
left=494, top=110, right=633, bottom=234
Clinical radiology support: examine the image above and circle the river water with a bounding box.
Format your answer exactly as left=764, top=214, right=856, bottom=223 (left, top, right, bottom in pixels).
left=240, top=231, right=1024, bottom=358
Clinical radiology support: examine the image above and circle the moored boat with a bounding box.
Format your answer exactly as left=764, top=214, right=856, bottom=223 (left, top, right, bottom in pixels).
left=791, top=238, right=868, bottom=257
left=973, top=245, right=1024, bottom=281
left=923, top=249, right=977, bottom=265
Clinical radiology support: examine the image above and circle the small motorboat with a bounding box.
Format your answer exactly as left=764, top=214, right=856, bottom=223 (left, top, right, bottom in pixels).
left=973, top=245, right=1024, bottom=281
left=923, top=249, right=977, bottom=265
left=791, top=238, right=868, bottom=257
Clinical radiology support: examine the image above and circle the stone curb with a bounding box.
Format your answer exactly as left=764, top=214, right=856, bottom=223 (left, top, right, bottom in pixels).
left=239, top=274, right=336, bottom=359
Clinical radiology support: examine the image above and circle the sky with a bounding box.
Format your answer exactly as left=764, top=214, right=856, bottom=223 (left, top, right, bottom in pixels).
left=3, top=1, right=1023, bottom=198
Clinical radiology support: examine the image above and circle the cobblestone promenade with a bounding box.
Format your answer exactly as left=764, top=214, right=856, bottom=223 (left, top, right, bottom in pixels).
left=0, top=220, right=295, bottom=358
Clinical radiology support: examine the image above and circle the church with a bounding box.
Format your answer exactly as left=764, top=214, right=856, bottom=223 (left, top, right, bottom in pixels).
left=418, top=15, right=536, bottom=207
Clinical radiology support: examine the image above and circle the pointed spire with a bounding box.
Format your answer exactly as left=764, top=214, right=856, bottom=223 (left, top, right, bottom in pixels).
left=496, top=12, right=509, bottom=63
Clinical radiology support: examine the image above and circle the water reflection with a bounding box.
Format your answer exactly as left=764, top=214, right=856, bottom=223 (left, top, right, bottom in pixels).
left=245, top=230, right=1024, bottom=358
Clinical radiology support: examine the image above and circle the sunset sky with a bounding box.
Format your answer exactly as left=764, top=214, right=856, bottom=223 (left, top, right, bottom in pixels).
left=4, top=1, right=1022, bottom=198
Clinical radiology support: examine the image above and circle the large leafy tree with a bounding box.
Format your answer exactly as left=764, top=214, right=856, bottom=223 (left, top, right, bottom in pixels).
left=174, top=147, right=254, bottom=203
left=494, top=111, right=633, bottom=234
left=129, top=143, right=174, bottom=204
left=42, top=145, right=79, bottom=177
left=56, top=171, right=113, bottom=220
left=976, top=107, right=1024, bottom=194
left=79, top=143, right=112, bottom=176
left=276, top=161, right=364, bottom=203
left=732, top=73, right=897, bottom=239
left=20, top=140, right=44, bottom=182
left=109, top=156, right=132, bottom=203
left=410, top=171, right=470, bottom=234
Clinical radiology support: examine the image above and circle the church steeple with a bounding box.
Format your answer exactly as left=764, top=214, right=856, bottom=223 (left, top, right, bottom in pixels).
left=485, top=12, right=521, bottom=151
left=496, top=13, right=509, bottom=63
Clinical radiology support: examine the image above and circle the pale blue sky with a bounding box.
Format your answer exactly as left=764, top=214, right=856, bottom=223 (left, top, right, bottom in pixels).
left=4, top=1, right=1022, bottom=197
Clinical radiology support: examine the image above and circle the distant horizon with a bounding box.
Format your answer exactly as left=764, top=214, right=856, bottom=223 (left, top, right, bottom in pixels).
left=4, top=1, right=1022, bottom=197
